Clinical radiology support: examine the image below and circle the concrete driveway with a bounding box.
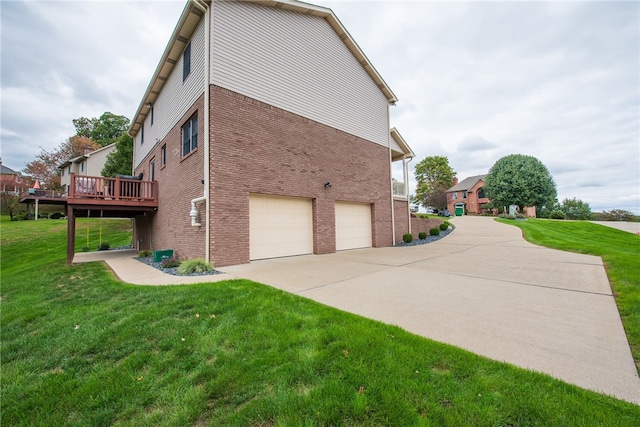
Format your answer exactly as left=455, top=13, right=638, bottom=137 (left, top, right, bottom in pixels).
left=221, top=216, right=640, bottom=404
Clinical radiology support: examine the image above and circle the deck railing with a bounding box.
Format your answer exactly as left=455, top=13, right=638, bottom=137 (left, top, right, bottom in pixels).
left=68, top=173, right=157, bottom=202
left=392, top=181, right=407, bottom=198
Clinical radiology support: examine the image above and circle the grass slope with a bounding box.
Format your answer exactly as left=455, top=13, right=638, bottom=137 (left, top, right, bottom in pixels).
left=2, top=217, right=639, bottom=425
left=499, top=219, right=640, bottom=371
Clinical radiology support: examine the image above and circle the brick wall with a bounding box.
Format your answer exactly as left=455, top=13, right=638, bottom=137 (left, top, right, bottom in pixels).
left=410, top=217, right=444, bottom=238
left=393, top=199, right=410, bottom=244
left=134, top=95, right=207, bottom=260
left=209, top=85, right=393, bottom=266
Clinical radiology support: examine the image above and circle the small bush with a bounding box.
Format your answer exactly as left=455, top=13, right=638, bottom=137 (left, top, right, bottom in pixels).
left=429, top=227, right=440, bottom=236
left=498, top=213, right=516, bottom=220
left=439, top=223, right=448, bottom=231
left=444, top=221, right=452, bottom=227
left=161, top=256, right=182, bottom=268
left=418, top=231, right=427, bottom=240
left=98, top=242, right=110, bottom=251
left=549, top=210, right=566, bottom=220
left=81, top=246, right=91, bottom=252
left=402, top=233, right=413, bottom=243
left=137, top=250, right=153, bottom=258
left=177, top=258, right=214, bottom=275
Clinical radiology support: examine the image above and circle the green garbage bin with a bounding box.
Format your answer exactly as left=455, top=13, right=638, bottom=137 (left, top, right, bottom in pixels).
left=455, top=206, right=464, bottom=216
left=153, top=249, right=174, bottom=262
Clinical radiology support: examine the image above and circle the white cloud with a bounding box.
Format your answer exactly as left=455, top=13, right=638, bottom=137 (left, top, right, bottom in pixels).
left=1, top=0, right=638, bottom=213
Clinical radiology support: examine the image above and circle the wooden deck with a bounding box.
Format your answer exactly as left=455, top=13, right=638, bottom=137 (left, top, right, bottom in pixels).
left=19, top=174, right=159, bottom=265
left=20, top=173, right=159, bottom=211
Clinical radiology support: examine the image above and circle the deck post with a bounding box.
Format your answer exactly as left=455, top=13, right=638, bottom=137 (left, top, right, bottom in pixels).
left=66, top=204, right=75, bottom=266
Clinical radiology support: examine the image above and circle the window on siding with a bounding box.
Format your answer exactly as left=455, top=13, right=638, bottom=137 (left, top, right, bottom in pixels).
left=61, top=169, right=64, bottom=177
left=182, top=114, right=198, bottom=156
left=80, top=162, right=84, bottom=172
left=67, top=166, right=71, bottom=175
left=141, top=123, right=144, bottom=144
left=150, top=158, right=156, bottom=181
left=151, top=105, right=154, bottom=126
left=183, top=42, right=191, bottom=81
left=161, top=144, right=166, bottom=167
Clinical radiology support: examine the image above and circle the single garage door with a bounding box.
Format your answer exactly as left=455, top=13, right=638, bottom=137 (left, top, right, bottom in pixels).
left=335, top=202, right=372, bottom=251
left=249, top=194, right=313, bottom=260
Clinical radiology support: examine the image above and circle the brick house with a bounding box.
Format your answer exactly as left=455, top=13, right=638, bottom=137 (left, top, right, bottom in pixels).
left=0, top=161, right=32, bottom=195
left=128, top=0, right=415, bottom=267
left=446, top=175, right=490, bottom=215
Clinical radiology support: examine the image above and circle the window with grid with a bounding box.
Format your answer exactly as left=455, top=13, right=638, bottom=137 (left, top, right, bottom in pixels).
left=182, top=114, right=198, bottom=156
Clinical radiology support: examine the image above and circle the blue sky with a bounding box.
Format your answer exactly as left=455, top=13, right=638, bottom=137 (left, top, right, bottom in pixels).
left=1, top=0, right=638, bottom=213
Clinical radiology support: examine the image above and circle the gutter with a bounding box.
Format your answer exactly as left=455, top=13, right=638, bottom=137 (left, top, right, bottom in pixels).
left=192, top=0, right=211, bottom=263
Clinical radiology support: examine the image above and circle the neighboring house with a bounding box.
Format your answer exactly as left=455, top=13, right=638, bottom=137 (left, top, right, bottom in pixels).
left=128, top=0, right=415, bottom=267
left=0, top=160, right=32, bottom=195
left=446, top=175, right=490, bottom=216
left=58, top=144, right=116, bottom=193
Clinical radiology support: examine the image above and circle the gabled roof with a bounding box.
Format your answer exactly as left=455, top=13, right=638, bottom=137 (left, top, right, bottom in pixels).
left=1, top=164, right=19, bottom=175
left=390, top=128, right=415, bottom=161
left=129, top=0, right=398, bottom=137
left=58, top=143, right=116, bottom=170
left=447, top=174, right=487, bottom=193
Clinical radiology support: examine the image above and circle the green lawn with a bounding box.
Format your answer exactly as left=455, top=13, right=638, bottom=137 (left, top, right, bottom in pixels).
left=2, top=216, right=639, bottom=425
left=498, top=218, right=640, bottom=370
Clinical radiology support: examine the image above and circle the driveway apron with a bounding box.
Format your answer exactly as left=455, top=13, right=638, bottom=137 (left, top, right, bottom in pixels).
left=221, top=216, right=640, bottom=404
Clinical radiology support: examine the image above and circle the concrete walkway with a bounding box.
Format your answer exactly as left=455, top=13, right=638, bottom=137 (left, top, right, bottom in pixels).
left=590, top=221, right=640, bottom=234
left=75, top=216, right=640, bottom=404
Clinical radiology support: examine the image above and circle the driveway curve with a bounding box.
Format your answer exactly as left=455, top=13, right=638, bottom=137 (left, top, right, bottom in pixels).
left=221, top=216, right=640, bottom=404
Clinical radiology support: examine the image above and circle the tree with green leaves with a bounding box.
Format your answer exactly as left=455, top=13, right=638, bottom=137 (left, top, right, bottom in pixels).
left=560, top=198, right=592, bottom=220
left=102, top=134, right=134, bottom=177
left=73, top=112, right=130, bottom=147
left=414, top=156, right=456, bottom=209
left=484, top=154, right=557, bottom=212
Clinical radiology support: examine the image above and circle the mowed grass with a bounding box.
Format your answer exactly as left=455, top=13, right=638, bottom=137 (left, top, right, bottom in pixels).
left=499, top=219, right=640, bottom=371
left=1, top=217, right=639, bottom=425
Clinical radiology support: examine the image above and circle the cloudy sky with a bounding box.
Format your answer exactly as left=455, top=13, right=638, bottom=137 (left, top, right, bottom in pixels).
left=1, top=0, right=638, bottom=213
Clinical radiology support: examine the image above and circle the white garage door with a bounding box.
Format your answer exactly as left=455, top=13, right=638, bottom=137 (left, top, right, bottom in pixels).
left=335, top=202, right=372, bottom=251
left=249, top=194, right=313, bottom=260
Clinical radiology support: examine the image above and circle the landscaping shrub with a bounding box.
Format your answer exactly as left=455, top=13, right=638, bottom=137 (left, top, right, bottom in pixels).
left=418, top=231, right=427, bottom=240
left=402, top=233, right=413, bottom=243
left=98, top=242, right=110, bottom=251
left=549, top=210, right=566, bottom=220
left=444, top=221, right=452, bottom=228
left=137, top=249, right=153, bottom=258
left=81, top=246, right=91, bottom=252
left=161, top=255, right=181, bottom=268
left=439, top=223, right=448, bottom=231
left=177, top=258, right=214, bottom=275
left=429, top=227, right=440, bottom=236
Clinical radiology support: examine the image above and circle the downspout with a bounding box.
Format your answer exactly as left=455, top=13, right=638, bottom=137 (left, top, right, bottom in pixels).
left=388, top=111, right=395, bottom=245
left=405, top=156, right=413, bottom=234
left=192, top=0, right=211, bottom=263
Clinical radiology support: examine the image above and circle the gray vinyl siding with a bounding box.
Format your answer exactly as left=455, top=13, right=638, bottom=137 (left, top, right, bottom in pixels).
left=134, top=18, right=206, bottom=169
left=389, top=137, right=403, bottom=155
left=211, top=1, right=390, bottom=148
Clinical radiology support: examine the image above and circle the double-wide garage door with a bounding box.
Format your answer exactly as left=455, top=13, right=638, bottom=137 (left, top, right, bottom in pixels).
left=249, top=195, right=372, bottom=260
left=250, top=195, right=313, bottom=260
left=335, top=202, right=372, bottom=251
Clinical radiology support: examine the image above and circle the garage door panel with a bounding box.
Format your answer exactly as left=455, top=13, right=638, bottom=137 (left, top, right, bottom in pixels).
left=335, top=202, right=372, bottom=251
left=250, top=195, right=313, bottom=260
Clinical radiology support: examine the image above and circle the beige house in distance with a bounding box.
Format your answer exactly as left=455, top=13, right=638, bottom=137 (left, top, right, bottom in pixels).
left=58, top=144, right=116, bottom=194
